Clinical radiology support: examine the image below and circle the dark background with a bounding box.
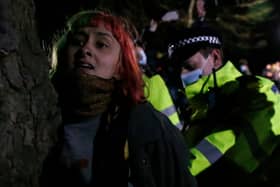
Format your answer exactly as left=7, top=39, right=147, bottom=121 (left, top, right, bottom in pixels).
left=34, top=0, right=280, bottom=74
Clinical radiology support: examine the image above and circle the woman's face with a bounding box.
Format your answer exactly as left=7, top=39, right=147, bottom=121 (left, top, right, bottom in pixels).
left=65, top=25, right=121, bottom=79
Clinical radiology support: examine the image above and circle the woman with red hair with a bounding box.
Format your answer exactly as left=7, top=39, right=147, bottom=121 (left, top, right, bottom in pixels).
left=41, top=10, right=196, bottom=187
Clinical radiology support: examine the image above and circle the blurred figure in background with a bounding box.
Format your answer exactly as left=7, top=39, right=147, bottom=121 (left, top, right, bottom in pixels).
left=133, top=27, right=184, bottom=130
left=262, top=61, right=280, bottom=90
left=238, top=58, right=252, bottom=75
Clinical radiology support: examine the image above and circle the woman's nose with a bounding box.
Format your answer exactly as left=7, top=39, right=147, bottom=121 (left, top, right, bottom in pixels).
left=82, top=48, right=92, bottom=57
left=75, top=43, right=92, bottom=58
left=80, top=42, right=92, bottom=57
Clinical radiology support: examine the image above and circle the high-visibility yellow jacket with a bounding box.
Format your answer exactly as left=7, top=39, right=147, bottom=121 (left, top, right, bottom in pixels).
left=143, top=74, right=183, bottom=130
left=184, top=61, right=280, bottom=175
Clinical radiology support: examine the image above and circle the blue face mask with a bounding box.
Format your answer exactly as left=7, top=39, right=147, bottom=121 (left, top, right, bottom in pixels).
left=181, top=68, right=203, bottom=86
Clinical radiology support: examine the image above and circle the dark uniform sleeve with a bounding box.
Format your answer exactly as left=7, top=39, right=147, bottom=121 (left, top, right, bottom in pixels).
left=127, top=102, right=197, bottom=187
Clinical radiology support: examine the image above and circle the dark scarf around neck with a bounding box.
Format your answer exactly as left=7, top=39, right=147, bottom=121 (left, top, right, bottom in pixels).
left=55, top=71, right=117, bottom=122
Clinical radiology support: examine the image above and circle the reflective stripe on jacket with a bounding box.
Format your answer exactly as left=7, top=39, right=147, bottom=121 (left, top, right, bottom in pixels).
left=189, top=130, right=235, bottom=176
left=184, top=61, right=280, bottom=174
left=143, top=74, right=183, bottom=129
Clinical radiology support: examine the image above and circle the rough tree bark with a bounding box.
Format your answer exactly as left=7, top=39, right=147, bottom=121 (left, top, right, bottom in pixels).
left=0, top=0, right=61, bottom=186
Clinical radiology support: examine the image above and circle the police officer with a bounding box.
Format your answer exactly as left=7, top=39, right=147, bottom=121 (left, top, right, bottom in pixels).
left=167, top=25, right=280, bottom=187
left=135, top=40, right=183, bottom=129
left=143, top=73, right=183, bottom=129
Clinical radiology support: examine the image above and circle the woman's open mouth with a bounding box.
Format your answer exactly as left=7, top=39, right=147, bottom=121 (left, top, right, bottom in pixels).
left=77, top=62, right=95, bottom=70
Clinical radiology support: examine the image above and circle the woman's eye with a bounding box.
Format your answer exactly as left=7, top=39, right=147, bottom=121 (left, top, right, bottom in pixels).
left=70, top=37, right=85, bottom=46
left=96, top=41, right=109, bottom=49
left=69, top=33, right=86, bottom=46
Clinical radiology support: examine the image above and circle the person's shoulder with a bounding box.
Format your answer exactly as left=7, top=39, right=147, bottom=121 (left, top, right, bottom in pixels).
left=256, top=75, right=276, bottom=85
left=127, top=102, right=173, bottom=142
left=129, top=101, right=173, bottom=123
left=236, top=75, right=270, bottom=87
left=256, top=75, right=280, bottom=94
left=237, top=75, right=279, bottom=94
left=128, top=101, right=163, bottom=130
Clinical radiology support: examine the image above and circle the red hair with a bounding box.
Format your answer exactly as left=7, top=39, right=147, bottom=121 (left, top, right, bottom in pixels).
left=69, top=10, right=145, bottom=104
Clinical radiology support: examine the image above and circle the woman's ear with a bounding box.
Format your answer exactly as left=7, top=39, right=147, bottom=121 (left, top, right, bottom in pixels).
left=212, top=49, right=222, bottom=69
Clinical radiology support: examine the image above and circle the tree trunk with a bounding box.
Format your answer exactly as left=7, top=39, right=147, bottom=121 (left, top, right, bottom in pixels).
left=0, top=0, right=61, bottom=186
